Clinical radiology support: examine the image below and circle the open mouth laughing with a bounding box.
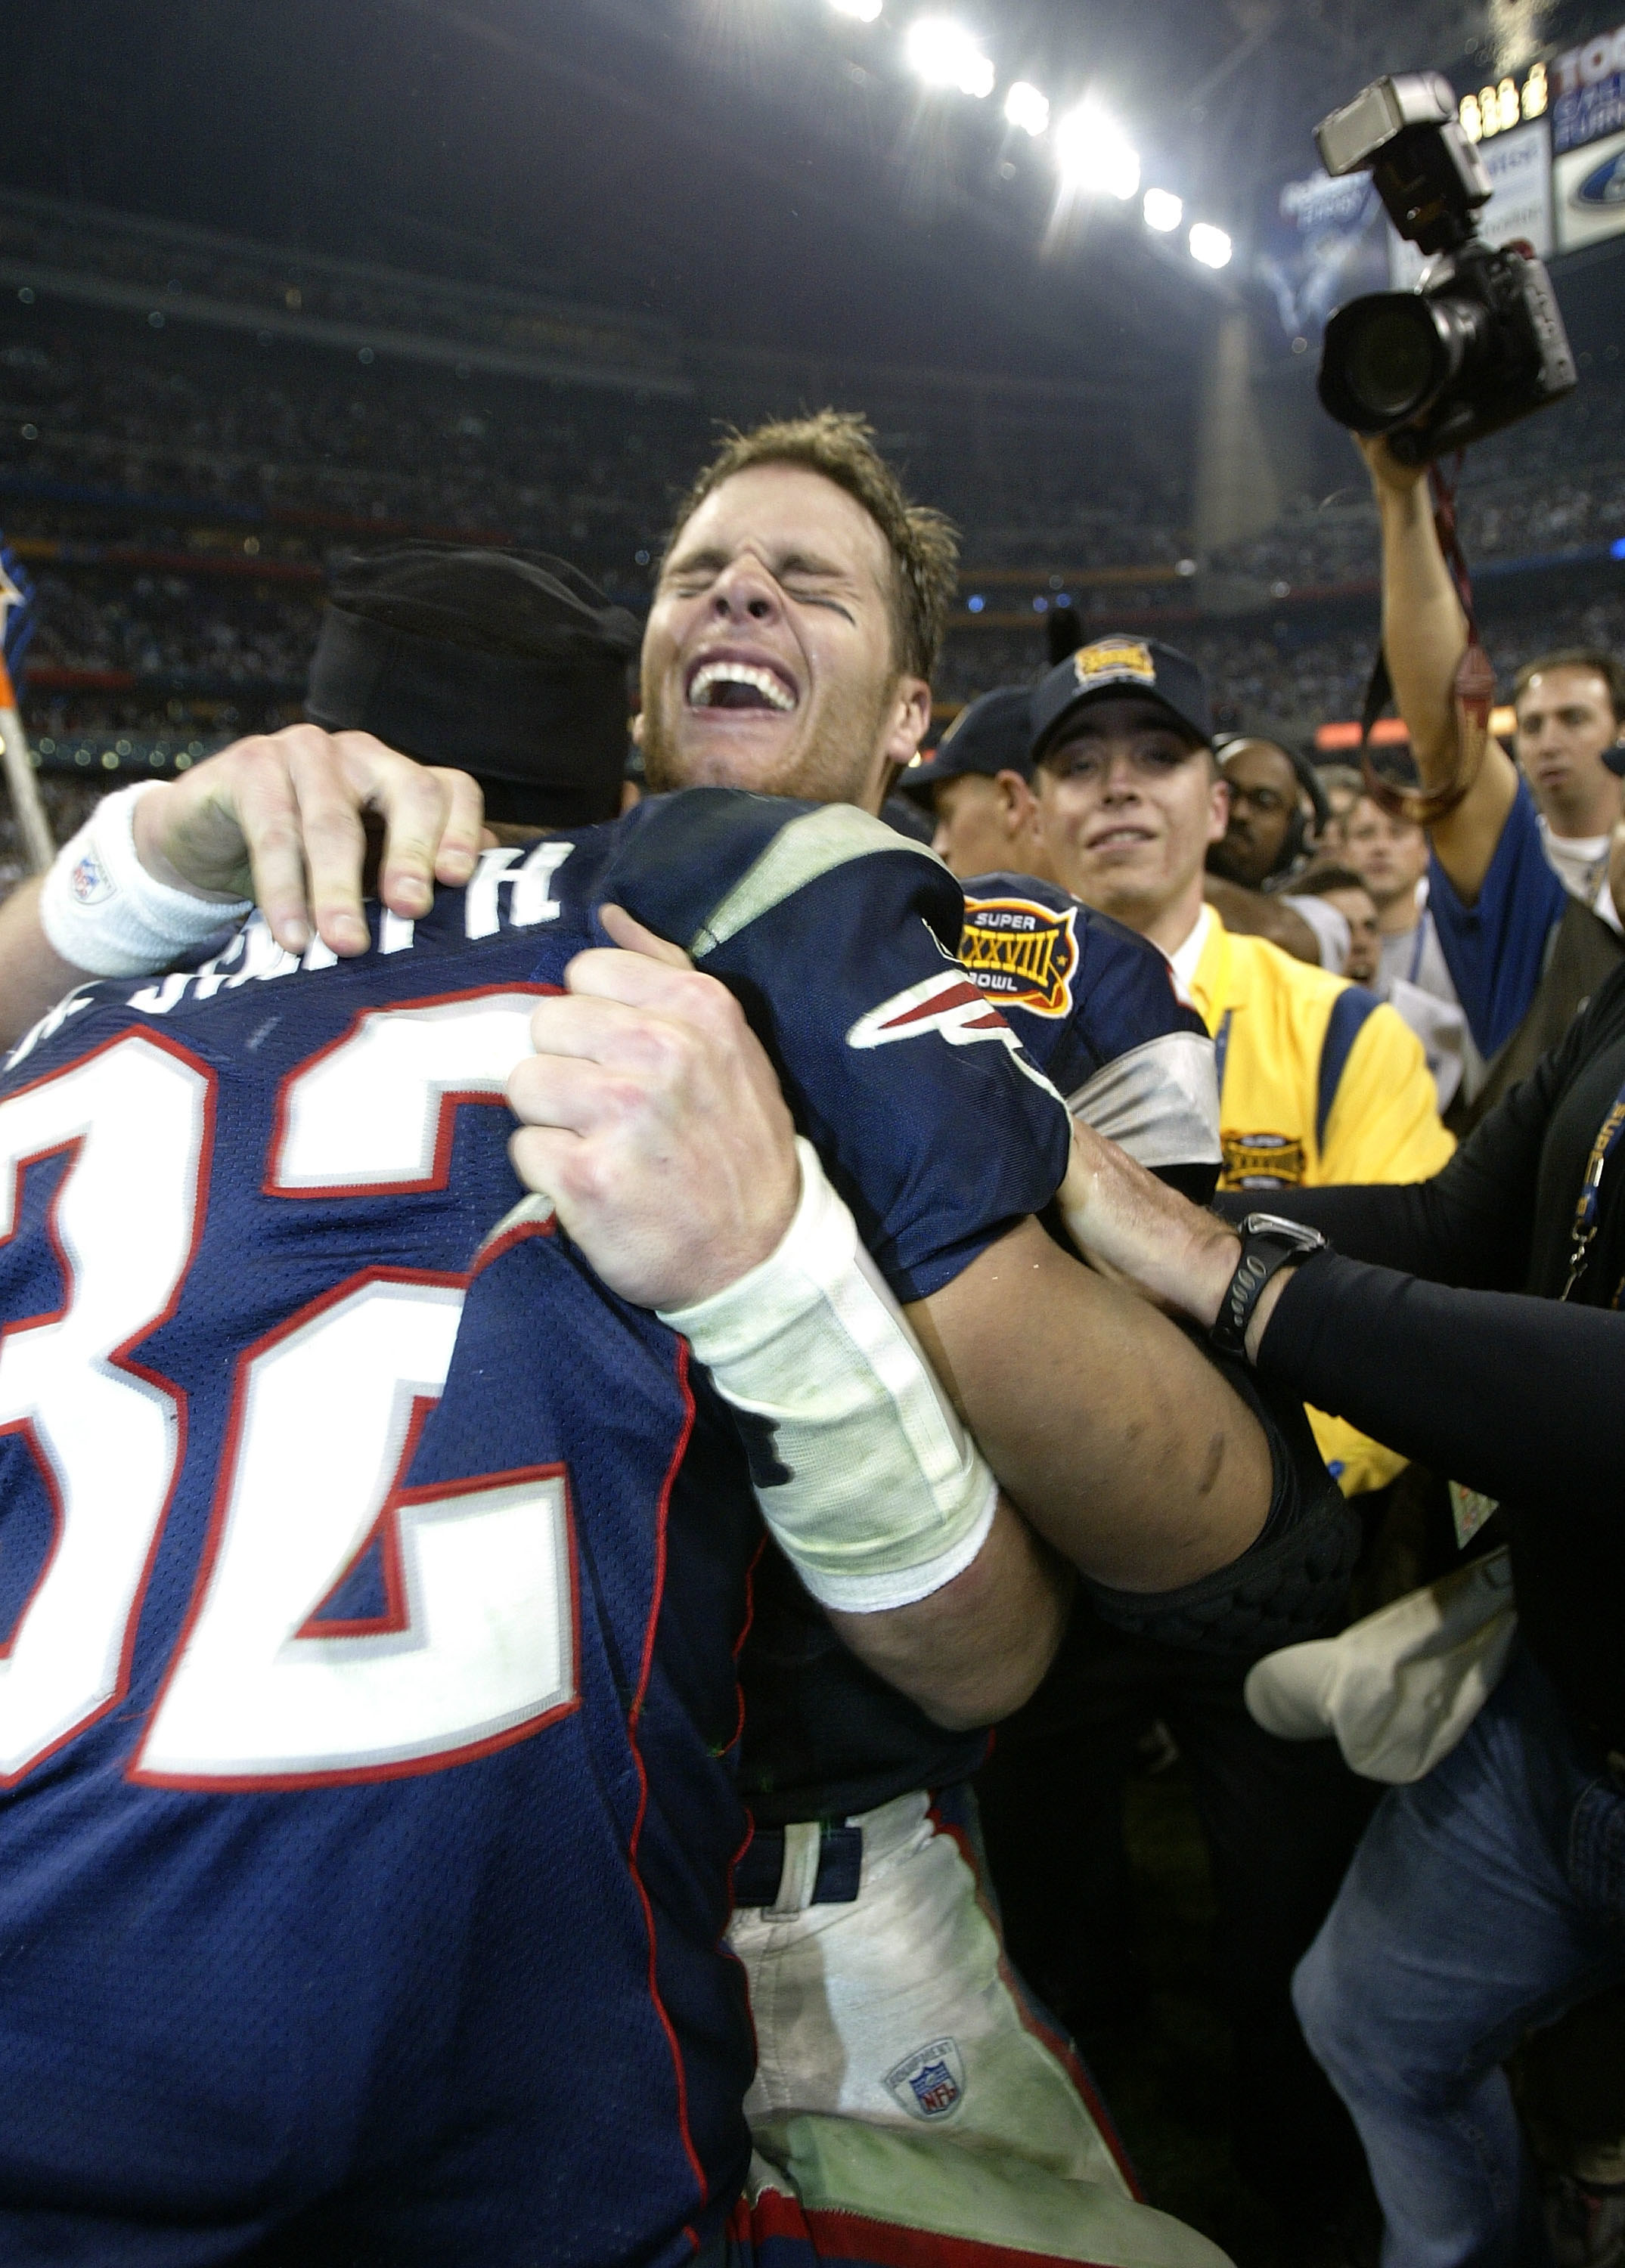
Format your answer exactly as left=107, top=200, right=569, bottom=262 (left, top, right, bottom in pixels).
left=684, top=653, right=799, bottom=715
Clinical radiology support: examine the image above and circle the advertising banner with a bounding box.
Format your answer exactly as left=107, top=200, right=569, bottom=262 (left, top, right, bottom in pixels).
left=1551, top=22, right=1625, bottom=154
left=1555, top=126, right=1625, bottom=248
left=1256, top=169, right=1387, bottom=342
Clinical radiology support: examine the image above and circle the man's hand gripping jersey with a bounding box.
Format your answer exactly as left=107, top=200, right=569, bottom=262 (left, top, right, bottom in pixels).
left=0, top=792, right=1071, bottom=1785
left=0, top=790, right=1090, bottom=2260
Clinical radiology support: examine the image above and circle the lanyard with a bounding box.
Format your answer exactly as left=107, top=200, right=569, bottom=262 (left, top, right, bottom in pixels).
left=1561, top=1078, right=1625, bottom=1301
left=1407, top=911, right=1428, bottom=988
left=1214, top=1008, right=1232, bottom=1098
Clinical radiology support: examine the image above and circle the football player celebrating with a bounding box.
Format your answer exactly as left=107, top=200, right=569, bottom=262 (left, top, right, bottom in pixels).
left=0, top=421, right=1341, bottom=2260
left=0, top=751, right=1251, bottom=2265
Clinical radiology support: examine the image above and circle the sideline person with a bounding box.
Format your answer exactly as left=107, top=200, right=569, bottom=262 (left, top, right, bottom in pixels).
left=898, top=683, right=1047, bottom=879
left=1208, top=736, right=1345, bottom=969
left=1053, top=885, right=1625, bottom=2264
left=975, top=633, right=1440, bottom=2232
left=1341, top=790, right=1473, bottom=1113
left=1288, top=863, right=1381, bottom=987
left=1361, top=433, right=1625, bottom=1073
left=1024, top=633, right=1453, bottom=1494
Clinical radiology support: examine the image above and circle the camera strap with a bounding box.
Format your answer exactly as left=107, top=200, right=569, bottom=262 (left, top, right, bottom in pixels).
left=1360, top=454, right=1496, bottom=827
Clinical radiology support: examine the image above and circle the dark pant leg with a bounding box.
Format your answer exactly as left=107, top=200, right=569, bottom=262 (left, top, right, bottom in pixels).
left=1161, top=1651, right=1378, bottom=2212
left=975, top=1609, right=1161, bottom=2026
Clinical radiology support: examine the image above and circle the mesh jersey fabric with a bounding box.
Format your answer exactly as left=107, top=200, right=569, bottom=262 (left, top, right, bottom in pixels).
left=732, top=866, right=1222, bottom=1828
left=0, top=790, right=1069, bottom=2263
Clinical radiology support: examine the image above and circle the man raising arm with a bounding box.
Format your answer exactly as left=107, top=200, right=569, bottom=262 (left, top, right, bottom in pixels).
left=1364, top=432, right=1625, bottom=1067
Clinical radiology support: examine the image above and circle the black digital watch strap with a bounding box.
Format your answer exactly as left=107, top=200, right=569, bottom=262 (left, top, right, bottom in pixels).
left=1209, top=1213, right=1328, bottom=1360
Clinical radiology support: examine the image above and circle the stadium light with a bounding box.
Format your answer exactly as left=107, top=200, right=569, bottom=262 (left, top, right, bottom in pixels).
left=1189, top=222, right=1233, bottom=269
left=828, top=0, right=882, bottom=20
left=905, top=18, right=996, bottom=99
left=1052, top=102, right=1140, bottom=200
left=1143, top=187, right=1182, bottom=233
left=1004, top=81, right=1050, bottom=137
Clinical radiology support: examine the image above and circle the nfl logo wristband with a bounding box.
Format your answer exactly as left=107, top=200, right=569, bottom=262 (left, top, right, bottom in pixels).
left=39, top=783, right=253, bottom=979
left=1209, top=1213, right=1328, bottom=1361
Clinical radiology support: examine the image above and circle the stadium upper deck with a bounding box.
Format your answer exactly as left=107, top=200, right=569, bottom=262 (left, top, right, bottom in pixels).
left=0, top=187, right=1620, bottom=766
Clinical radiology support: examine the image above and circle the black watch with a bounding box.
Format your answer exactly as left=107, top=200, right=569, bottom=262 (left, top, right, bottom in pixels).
left=1209, top=1213, right=1328, bottom=1359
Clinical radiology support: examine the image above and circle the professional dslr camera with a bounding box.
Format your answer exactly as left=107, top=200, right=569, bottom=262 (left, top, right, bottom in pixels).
left=1314, top=73, right=1575, bottom=464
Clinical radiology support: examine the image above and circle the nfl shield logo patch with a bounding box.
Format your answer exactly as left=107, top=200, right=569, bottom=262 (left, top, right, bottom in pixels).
left=70, top=851, right=113, bottom=906
left=883, top=2036, right=966, bottom=2121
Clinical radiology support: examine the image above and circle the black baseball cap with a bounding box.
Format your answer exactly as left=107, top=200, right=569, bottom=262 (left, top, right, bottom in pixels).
left=898, top=686, right=1034, bottom=803
left=306, top=543, right=641, bottom=827
left=1030, top=634, right=1213, bottom=767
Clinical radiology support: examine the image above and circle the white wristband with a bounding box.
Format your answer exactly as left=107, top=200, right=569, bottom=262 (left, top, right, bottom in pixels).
left=39, top=784, right=252, bottom=979
left=659, top=1139, right=997, bottom=1614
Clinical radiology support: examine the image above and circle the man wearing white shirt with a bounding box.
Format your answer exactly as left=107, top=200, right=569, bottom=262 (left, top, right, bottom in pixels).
left=1515, top=653, right=1625, bottom=929
left=1342, top=794, right=1476, bottom=1111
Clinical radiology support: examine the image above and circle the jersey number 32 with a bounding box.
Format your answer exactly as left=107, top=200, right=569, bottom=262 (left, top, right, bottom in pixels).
left=0, top=996, right=576, bottom=1791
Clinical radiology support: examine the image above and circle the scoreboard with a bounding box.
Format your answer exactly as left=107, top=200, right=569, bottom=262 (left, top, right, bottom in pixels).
left=1449, top=25, right=1625, bottom=258
left=1546, top=23, right=1625, bottom=252
left=1263, top=26, right=1625, bottom=343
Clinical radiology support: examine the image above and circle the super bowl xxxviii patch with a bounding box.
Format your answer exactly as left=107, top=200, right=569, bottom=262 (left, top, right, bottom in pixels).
left=1220, top=1131, right=1305, bottom=1188
left=882, top=2037, right=966, bottom=2122
left=960, top=896, right=1078, bottom=1018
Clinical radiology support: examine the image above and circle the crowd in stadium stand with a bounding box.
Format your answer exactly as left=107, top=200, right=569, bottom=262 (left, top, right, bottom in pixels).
left=5, top=191, right=1625, bottom=2268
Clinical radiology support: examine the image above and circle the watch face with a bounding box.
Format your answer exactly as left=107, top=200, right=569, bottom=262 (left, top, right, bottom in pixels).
left=1240, top=1211, right=1323, bottom=1251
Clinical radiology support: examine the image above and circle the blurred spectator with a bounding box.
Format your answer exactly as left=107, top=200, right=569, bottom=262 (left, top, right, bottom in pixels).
left=1208, top=734, right=1348, bottom=970
left=1207, top=736, right=1326, bottom=894
left=1313, top=764, right=1366, bottom=855
left=1342, top=792, right=1474, bottom=1112
left=1512, top=651, right=1625, bottom=919
left=898, top=686, right=1046, bottom=879
left=1290, top=862, right=1380, bottom=986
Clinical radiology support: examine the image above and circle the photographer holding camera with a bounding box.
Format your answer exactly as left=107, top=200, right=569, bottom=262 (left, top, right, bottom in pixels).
left=1363, top=435, right=1625, bottom=1084
left=1310, top=72, right=1625, bottom=1119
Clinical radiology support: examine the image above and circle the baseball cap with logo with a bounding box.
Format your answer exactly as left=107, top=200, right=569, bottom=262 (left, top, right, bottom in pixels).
left=1029, top=634, right=1213, bottom=768
left=898, top=685, right=1034, bottom=803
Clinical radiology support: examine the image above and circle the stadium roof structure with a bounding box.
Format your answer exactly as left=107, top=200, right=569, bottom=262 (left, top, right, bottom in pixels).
left=12, top=0, right=1608, bottom=389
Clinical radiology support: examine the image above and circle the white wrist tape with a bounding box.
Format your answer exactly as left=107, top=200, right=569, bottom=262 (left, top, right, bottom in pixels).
left=39, top=784, right=252, bottom=978
left=659, top=1139, right=997, bottom=1614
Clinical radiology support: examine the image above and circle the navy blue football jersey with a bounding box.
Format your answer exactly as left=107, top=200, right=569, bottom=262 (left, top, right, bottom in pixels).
left=957, top=872, right=1220, bottom=1194
left=0, top=791, right=1068, bottom=2264
left=733, top=865, right=1223, bottom=1833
